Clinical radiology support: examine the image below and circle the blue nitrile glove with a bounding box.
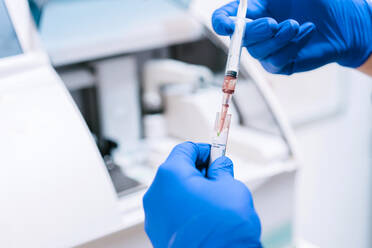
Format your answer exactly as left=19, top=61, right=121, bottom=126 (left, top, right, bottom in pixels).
left=143, top=142, right=262, bottom=248
left=212, top=0, right=372, bottom=74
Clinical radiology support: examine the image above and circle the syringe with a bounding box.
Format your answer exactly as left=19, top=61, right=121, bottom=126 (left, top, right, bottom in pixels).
left=218, top=0, right=248, bottom=135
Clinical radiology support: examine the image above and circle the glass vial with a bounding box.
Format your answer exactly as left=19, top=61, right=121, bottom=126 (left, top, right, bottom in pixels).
left=210, top=112, right=232, bottom=165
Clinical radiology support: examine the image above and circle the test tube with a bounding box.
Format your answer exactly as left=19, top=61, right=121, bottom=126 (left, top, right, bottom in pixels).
left=210, top=112, right=232, bottom=165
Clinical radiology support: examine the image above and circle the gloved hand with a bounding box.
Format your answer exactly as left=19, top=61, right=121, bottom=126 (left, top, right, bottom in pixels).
left=212, top=0, right=372, bottom=74
left=143, top=142, right=262, bottom=248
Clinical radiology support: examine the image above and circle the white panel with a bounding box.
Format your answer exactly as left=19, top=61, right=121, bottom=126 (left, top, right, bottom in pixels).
left=0, top=64, right=122, bottom=248
left=295, top=69, right=372, bottom=248
left=265, top=64, right=346, bottom=126
left=77, top=224, right=151, bottom=248
left=5, top=0, right=42, bottom=52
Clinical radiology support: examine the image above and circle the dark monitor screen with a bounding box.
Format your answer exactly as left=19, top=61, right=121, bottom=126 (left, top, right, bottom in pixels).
left=0, top=0, right=23, bottom=59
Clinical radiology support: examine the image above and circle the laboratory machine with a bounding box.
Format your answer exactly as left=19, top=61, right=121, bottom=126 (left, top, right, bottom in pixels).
left=1, top=0, right=349, bottom=247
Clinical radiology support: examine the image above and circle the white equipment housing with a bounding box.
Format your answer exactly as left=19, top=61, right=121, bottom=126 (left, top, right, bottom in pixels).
left=0, top=1, right=123, bottom=247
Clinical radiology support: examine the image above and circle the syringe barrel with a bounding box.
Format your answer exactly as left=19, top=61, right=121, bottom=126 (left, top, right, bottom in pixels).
left=210, top=112, right=232, bottom=164
left=225, top=0, right=248, bottom=74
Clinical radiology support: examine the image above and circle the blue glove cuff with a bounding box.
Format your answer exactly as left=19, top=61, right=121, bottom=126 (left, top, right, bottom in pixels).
left=339, top=0, right=372, bottom=68
left=362, top=0, right=372, bottom=66
left=169, top=210, right=262, bottom=248
left=356, top=0, right=372, bottom=67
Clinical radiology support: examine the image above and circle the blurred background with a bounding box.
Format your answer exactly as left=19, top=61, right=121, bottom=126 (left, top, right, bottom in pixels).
left=0, top=0, right=371, bottom=247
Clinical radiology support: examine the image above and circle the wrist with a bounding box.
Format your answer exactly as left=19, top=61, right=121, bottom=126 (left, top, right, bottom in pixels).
left=361, top=0, right=372, bottom=67
left=357, top=0, right=372, bottom=75
left=357, top=53, right=372, bottom=76
left=339, top=0, right=372, bottom=68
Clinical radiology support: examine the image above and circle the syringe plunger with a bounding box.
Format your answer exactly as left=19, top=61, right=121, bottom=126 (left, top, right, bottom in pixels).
left=225, top=0, right=248, bottom=74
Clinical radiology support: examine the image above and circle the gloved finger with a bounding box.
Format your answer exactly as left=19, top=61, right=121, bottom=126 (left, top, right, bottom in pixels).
left=247, top=19, right=300, bottom=60
left=212, top=0, right=269, bottom=36
left=162, top=142, right=211, bottom=179
left=260, top=22, right=315, bottom=74
left=207, top=156, right=234, bottom=180
left=243, top=17, right=278, bottom=46
left=245, top=0, right=271, bottom=19
left=212, top=1, right=239, bottom=35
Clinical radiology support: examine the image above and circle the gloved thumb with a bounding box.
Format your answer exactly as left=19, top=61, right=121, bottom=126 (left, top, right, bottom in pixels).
left=207, top=156, right=234, bottom=180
